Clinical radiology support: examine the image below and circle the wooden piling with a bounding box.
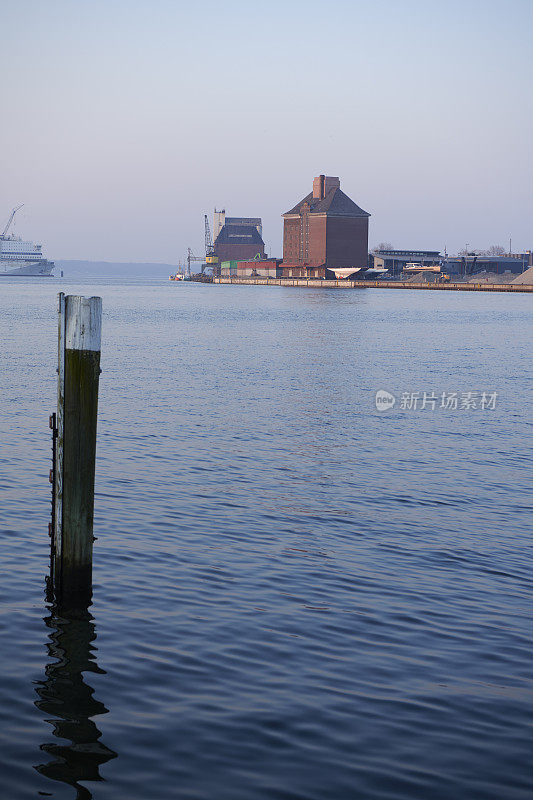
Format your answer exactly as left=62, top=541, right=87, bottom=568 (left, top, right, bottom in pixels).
left=53, top=293, right=102, bottom=603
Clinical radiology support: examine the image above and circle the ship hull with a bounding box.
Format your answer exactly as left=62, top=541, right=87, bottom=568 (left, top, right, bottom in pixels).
left=0, top=259, right=55, bottom=276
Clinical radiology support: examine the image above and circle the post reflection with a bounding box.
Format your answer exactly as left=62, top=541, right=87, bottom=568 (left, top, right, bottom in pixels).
left=34, top=602, right=117, bottom=799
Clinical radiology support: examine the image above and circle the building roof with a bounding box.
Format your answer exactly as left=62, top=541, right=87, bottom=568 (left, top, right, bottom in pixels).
left=375, top=250, right=441, bottom=257
left=214, top=223, right=264, bottom=246
left=236, top=258, right=280, bottom=265
left=446, top=255, right=526, bottom=264
left=283, top=187, right=370, bottom=218
left=225, top=217, right=261, bottom=227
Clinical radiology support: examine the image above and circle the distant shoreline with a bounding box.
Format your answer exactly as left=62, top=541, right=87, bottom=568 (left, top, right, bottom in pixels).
left=55, top=260, right=176, bottom=278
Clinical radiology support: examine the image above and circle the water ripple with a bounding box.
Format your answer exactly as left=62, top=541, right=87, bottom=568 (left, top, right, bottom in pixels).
left=0, top=280, right=532, bottom=799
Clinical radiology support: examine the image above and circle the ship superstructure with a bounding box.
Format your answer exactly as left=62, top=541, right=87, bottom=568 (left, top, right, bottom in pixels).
left=0, top=205, right=54, bottom=276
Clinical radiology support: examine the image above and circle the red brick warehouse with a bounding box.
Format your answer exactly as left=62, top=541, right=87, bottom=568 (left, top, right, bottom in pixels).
left=282, top=175, right=370, bottom=278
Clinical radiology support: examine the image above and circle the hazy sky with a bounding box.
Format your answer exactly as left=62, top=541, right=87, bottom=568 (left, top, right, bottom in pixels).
left=2, top=0, right=532, bottom=262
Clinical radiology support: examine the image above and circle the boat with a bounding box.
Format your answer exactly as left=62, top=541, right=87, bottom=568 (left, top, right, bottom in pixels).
left=169, top=263, right=191, bottom=281
left=0, top=205, right=55, bottom=277
left=402, top=262, right=441, bottom=274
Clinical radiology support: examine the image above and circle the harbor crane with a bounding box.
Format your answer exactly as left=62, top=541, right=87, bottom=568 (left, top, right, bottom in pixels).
left=186, top=247, right=205, bottom=276
left=204, top=213, right=219, bottom=273
left=205, top=214, right=214, bottom=257
left=184, top=214, right=220, bottom=277
left=1, top=204, right=24, bottom=239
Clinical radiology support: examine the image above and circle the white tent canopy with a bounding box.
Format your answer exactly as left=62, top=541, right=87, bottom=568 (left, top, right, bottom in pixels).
left=330, top=267, right=363, bottom=279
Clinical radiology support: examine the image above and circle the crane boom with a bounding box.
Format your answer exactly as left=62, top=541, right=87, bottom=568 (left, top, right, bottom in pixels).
left=203, top=213, right=219, bottom=273
left=186, top=214, right=220, bottom=277
left=1, top=204, right=24, bottom=238
left=187, top=247, right=205, bottom=276
left=204, top=214, right=213, bottom=256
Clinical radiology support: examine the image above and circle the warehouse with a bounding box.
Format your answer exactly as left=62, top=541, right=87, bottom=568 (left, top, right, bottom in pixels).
left=281, top=175, right=370, bottom=278
left=213, top=214, right=265, bottom=263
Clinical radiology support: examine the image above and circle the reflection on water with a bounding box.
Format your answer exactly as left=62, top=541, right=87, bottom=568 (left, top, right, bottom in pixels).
left=34, top=601, right=117, bottom=799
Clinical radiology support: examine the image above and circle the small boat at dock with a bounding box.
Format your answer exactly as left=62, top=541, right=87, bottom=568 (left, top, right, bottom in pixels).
left=169, top=264, right=190, bottom=281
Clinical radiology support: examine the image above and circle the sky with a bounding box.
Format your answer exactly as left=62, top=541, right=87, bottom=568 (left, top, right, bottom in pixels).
left=1, top=0, right=532, bottom=262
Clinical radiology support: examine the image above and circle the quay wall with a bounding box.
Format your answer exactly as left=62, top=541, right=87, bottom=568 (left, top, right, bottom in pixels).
left=214, top=277, right=533, bottom=293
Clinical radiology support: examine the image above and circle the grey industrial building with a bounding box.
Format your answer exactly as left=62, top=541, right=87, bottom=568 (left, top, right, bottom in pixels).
left=371, top=250, right=441, bottom=276
left=372, top=249, right=532, bottom=277
left=445, top=253, right=532, bottom=276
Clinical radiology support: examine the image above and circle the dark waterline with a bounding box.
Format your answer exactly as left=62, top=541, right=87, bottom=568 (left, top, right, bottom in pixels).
left=1, top=278, right=532, bottom=799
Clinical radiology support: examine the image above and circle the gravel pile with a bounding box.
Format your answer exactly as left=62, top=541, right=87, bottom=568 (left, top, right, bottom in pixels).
left=404, top=272, right=438, bottom=283
left=512, top=266, right=533, bottom=285
left=467, top=271, right=516, bottom=284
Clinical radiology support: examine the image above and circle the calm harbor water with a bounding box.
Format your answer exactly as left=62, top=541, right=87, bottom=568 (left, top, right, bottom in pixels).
left=1, top=278, right=532, bottom=800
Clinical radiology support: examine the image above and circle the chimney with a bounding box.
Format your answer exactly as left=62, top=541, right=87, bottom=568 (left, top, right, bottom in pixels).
left=313, top=175, right=325, bottom=199
left=312, top=175, right=340, bottom=200
left=324, top=176, right=340, bottom=195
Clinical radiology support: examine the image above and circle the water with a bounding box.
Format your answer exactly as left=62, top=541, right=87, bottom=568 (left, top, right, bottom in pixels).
left=1, top=278, right=532, bottom=800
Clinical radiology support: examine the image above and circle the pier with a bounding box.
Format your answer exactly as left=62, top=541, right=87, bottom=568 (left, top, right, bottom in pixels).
left=214, top=277, right=533, bottom=293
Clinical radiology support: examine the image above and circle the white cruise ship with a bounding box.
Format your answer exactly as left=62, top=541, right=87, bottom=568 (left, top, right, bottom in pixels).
left=0, top=205, right=54, bottom=277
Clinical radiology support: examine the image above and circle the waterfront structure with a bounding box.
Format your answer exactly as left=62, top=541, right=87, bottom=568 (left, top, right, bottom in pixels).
left=213, top=212, right=265, bottom=263
left=281, top=175, right=370, bottom=278
left=214, top=275, right=533, bottom=291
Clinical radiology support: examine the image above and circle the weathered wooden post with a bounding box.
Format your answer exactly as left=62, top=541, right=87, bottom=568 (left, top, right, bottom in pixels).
left=53, top=293, right=102, bottom=604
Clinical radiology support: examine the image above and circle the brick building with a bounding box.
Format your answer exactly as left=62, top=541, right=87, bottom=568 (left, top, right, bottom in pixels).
left=213, top=218, right=265, bottom=264
left=281, top=175, right=370, bottom=278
